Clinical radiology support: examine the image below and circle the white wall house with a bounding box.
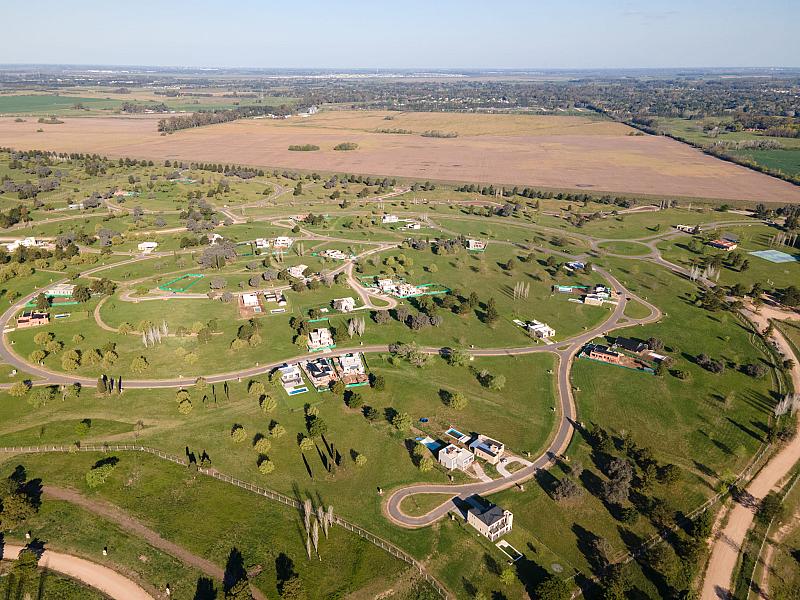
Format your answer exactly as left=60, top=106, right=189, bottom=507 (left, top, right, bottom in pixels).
left=438, top=444, right=474, bottom=471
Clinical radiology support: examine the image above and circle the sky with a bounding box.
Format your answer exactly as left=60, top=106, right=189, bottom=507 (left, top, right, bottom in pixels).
left=2, top=0, right=797, bottom=69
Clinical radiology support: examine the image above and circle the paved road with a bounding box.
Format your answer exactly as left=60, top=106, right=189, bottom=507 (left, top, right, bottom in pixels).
left=3, top=543, right=154, bottom=600
left=384, top=268, right=663, bottom=527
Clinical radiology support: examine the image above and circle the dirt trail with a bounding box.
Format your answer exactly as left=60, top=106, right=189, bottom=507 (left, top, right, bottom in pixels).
left=43, top=486, right=268, bottom=600
left=700, top=320, right=800, bottom=600
left=758, top=506, right=800, bottom=598
left=3, top=543, right=154, bottom=600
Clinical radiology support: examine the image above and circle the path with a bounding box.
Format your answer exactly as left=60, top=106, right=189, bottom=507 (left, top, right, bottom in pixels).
left=41, top=485, right=267, bottom=600
left=2, top=543, right=154, bottom=600
left=700, top=322, right=800, bottom=600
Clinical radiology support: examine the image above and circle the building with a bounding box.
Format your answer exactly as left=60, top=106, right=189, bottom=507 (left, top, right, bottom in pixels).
left=614, top=337, right=647, bottom=354
left=301, top=358, right=338, bottom=389
left=16, top=311, right=50, bottom=328
left=308, top=328, right=335, bottom=351
left=273, top=237, right=294, bottom=249
left=395, top=282, right=423, bottom=298
left=45, top=283, right=75, bottom=298
left=564, top=261, right=586, bottom=272
left=255, top=238, right=270, bottom=251
left=376, top=279, right=396, bottom=294
left=278, top=364, right=308, bottom=395
left=592, top=284, right=612, bottom=298
left=583, top=294, right=605, bottom=306
left=241, top=293, right=260, bottom=308
left=403, top=221, right=421, bottom=230
left=466, top=239, right=487, bottom=252
left=321, top=249, right=348, bottom=260
left=438, top=444, right=475, bottom=471
left=286, top=264, right=308, bottom=279
left=708, top=239, right=738, bottom=252
left=469, top=435, right=505, bottom=465
left=466, top=502, right=514, bottom=541
left=585, top=344, right=623, bottom=365
left=675, top=224, right=698, bottom=233
left=208, top=233, right=224, bottom=245
left=263, top=291, right=287, bottom=306
left=333, top=297, right=356, bottom=313
left=382, top=214, right=399, bottom=224
left=4, top=237, right=46, bottom=253
left=338, top=352, right=366, bottom=378
left=138, top=241, right=158, bottom=253
left=527, top=320, right=555, bottom=339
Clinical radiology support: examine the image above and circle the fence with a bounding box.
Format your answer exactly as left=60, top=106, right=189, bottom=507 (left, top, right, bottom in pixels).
left=0, top=443, right=451, bottom=599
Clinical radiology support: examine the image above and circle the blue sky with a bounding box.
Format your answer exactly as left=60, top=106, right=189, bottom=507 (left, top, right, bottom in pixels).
left=3, top=0, right=797, bottom=68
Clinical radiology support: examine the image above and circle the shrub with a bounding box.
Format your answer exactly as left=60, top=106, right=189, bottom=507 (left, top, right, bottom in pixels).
left=253, top=436, right=272, bottom=454
left=355, top=453, right=367, bottom=466
left=419, top=457, right=435, bottom=472
left=178, top=399, right=193, bottom=414
left=391, top=411, right=412, bottom=431
left=86, top=463, right=116, bottom=488
left=270, top=423, right=286, bottom=438
left=258, top=458, right=275, bottom=475
left=260, top=396, right=277, bottom=412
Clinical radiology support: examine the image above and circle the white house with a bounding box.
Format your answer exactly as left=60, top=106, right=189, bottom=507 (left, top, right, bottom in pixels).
left=376, top=279, right=396, bottom=294
left=469, top=435, right=505, bottom=465
left=208, top=233, right=224, bottom=245
left=241, top=293, right=260, bottom=308
left=45, top=283, right=76, bottom=297
left=438, top=444, right=474, bottom=471
left=308, top=328, right=335, bottom=351
left=138, top=241, right=158, bottom=253
left=278, top=364, right=308, bottom=395
left=338, top=352, right=365, bottom=377
left=403, top=221, right=421, bottom=230
left=286, top=264, right=308, bottom=279
left=466, top=239, right=487, bottom=251
left=333, top=297, right=357, bottom=313
left=466, top=502, right=514, bottom=541
left=321, top=249, right=349, bottom=260
left=382, top=214, right=399, bottom=224
left=4, top=237, right=45, bottom=253
left=273, top=237, right=294, bottom=249
left=255, top=238, right=270, bottom=251
left=527, top=320, right=555, bottom=339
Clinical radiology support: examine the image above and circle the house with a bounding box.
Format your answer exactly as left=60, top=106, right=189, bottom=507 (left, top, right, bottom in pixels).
left=614, top=337, right=647, bottom=354
left=469, top=435, right=505, bottom=465
left=466, top=501, right=514, bottom=541
left=307, top=328, right=335, bottom=351
left=301, top=358, right=338, bottom=389
left=675, top=224, right=698, bottom=233
left=241, top=293, right=261, bottom=308
left=16, top=311, right=50, bottom=328
left=138, top=241, right=158, bottom=253
left=208, top=233, right=224, bottom=245
left=321, top=249, right=348, bottom=260
left=376, top=279, right=396, bottom=294
left=382, top=214, right=399, bottom=224
left=254, top=238, right=270, bottom=251
left=586, top=344, right=623, bottom=365
left=395, top=283, right=423, bottom=298
left=263, top=291, right=287, bottom=306
left=45, top=283, right=75, bottom=298
left=466, top=239, right=487, bottom=252
left=527, top=320, right=555, bottom=339
left=286, top=264, right=308, bottom=279
left=438, top=444, right=475, bottom=471
left=708, top=239, right=738, bottom=252
left=564, top=261, right=586, bottom=272
left=4, top=237, right=46, bottom=253
left=592, top=284, right=611, bottom=298
left=583, top=294, right=605, bottom=306
left=338, top=352, right=366, bottom=377
left=273, top=237, right=294, bottom=249
left=68, top=202, right=84, bottom=210
left=333, top=297, right=357, bottom=313
left=403, top=221, right=421, bottom=230
left=278, top=364, right=308, bottom=395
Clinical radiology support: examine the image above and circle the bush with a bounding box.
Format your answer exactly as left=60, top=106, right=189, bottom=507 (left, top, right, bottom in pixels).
left=270, top=423, right=287, bottom=438
left=253, top=436, right=272, bottom=454
left=391, top=411, right=412, bottom=431
left=354, top=453, right=367, bottom=466
left=178, top=399, right=193, bottom=414
left=419, top=457, right=435, bottom=472
left=258, top=458, right=275, bottom=475
left=86, top=463, right=116, bottom=488
left=260, top=395, right=277, bottom=412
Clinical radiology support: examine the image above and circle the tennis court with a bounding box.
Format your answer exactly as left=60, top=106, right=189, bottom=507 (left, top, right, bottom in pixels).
left=749, top=250, right=799, bottom=264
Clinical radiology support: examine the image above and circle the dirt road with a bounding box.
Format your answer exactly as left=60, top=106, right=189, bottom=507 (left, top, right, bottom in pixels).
left=3, top=543, right=154, bottom=600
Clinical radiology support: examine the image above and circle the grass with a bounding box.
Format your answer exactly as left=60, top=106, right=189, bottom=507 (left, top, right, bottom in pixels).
left=398, top=493, right=455, bottom=517
left=0, top=418, right=134, bottom=446
left=597, top=240, right=652, bottom=256
left=2, top=452, right=408, bottom=599
left=0, top=561, right=107, bottom=600
left=623, top=298, right=652, bottom=319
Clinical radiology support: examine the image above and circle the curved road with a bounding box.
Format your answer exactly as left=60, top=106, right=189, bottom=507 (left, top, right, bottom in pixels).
left=3, top=543, right=154, bottom=600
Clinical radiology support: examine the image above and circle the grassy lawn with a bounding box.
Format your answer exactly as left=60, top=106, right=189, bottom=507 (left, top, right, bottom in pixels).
left=398, top=493, right=456, bottom=517
left=597, top=240, right=652, bottom=256
left=2, top=452, right=409, bottom=600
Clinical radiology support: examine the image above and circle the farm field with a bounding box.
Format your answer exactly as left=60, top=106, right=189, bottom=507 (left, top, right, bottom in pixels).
left=2, top=111, right=800, bottom=202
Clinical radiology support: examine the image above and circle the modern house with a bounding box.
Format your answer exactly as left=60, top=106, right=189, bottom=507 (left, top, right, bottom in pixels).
left=4, top=237, right=47, bottom=253
left=614, top=337, right=648, bottom=354
left=527, top=320, right=555, bottom=339
left=382, top=214, right=399, bottom=224
left=403, top=221, right=421, bottom=230
left=272, top=236, right=294, bottom=249
left=240, top=293, right=261, bottom=309
left=16, top=311, right=50, bottom=328
left=585, top=344, right=623, bottom=365
left=469, top=435, right=505, bottom=465
left=301, top=358, right=338, bottom=389
left=308, top=328, right=335, bottom=351
left=337, top=352, right=368, bottom=385
left=466, top=501, right=514, bottom=541
left=286, top=264, right=308, bottom=279
left=263, top=291, right=287, bottom=306
left=45, top=283, right=76, bottom=298
left=277, top=364, right=308, bottom=395
left=564, top=261, right=586, bottom=272
left=466, top=239, right=487, bottom=252
left=675, top=224, right=698, bottom=233
left=321, top=249, right=348, bottom=260
left=438, top=444, right=475, bottom=471
left=208, top=233, right=224, bottom=245
left=583, top=294, right=605, bottom=306
left=138, top=241, right=158, bottom=253
left=254, top=238, right=270, bottom=251
left=333, top=297, right=357, bottom=313
left=376, top=279, right=396, bottom=294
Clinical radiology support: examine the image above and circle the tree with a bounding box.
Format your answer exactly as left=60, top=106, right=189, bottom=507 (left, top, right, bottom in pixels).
left=391, top=411, right=412, bottom=431
left=447, top=348, right=469, bottom=367
left=355, top=453, right=367, bottom=467
left=280, top=576, right=307, bottom=600
left=500, top=566, right=516, bottom=586
left=369, top=373, right=385, bottom=391
left=307, top=416, right=328, bottom=437
left=34, top=292, right=51, bottom=311
left=178, top=399, right=193, bottom=414
left=299, top=436, right=315, bottom=452
left=553, top=477, right=583, bottom=502
left=449, top=391, right=468, bottom=410
left=86, top=462, right=116, bottom=488
left=270, top=423, right=287, bottom=438
left=72, top=285, right=92, bottom=303
left=364, top=406, right=379, bottom=421
left=231, top=425, right=247, bottom=443
left=8, top=381, right=30, bottom=397
left=258, top=457, right=275, bottom=475
left=260, top=396, right=277, bottom=412
left=535, top=576, right=572, bottom=600
left=248, top=380, right=266, bottom=397
left=130, top=355, right=149, bottom=373
left=419, top=457, right=435, bottom=472
left=345, top=391, right=364, bottom=409
left=484, top=297, right=499, bottom=324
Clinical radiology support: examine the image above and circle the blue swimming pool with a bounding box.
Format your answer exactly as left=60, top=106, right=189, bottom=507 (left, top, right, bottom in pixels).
left=445, top=427, right=467, bottom=440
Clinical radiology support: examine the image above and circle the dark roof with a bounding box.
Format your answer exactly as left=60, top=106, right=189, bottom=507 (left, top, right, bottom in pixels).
left=615, top=337, right=647, bottom=353
left=588, top=344, right=618, bottom=357
left=469, top=503, right=507, bottom=527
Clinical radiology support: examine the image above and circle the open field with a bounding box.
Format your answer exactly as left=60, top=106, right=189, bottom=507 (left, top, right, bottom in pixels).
left=1, top=112, right=799, bottom=202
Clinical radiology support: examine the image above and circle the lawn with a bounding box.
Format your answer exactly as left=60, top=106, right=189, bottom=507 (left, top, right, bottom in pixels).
left=597, top=240, right=652, bottom=256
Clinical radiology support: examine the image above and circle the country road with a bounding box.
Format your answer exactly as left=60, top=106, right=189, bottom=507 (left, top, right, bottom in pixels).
left=2, top=543, right=154, bottom=600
